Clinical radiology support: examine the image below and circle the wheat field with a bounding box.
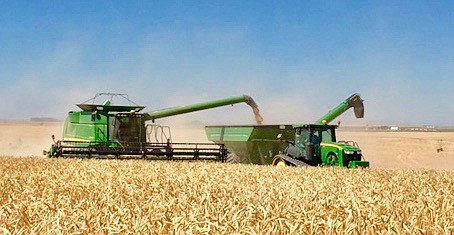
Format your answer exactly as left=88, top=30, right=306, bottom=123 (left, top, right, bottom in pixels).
left=1, top=157, right=452, bottom=234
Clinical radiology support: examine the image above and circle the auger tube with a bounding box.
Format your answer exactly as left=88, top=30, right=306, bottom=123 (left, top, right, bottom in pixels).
left=144, top=95, right=263, bottom=123
left=315, top=93, right=364, bottom=125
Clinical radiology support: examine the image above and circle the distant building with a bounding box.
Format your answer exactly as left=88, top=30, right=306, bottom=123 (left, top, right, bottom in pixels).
left=400, top=126, right=436, bottom=132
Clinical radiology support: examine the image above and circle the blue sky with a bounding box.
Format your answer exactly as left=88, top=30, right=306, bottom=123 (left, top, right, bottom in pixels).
left=1, top=1, right=453, bottom=125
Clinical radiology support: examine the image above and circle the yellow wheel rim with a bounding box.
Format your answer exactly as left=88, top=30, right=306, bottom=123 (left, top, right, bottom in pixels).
left=276, top=160, right=286, bottom=167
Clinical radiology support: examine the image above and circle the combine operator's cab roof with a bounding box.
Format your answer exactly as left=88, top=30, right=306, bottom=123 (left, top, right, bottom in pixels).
left=76, top=104, right=145, bottom=113
left=76, top=93, right=145, bottom=113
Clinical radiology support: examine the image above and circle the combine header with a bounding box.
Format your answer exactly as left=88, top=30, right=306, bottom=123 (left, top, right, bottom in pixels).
left=45, top=93, right=261, bottom=161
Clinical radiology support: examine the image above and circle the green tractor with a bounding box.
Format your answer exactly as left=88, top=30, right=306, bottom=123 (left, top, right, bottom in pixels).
left=272, top=94, right=369, bottom=167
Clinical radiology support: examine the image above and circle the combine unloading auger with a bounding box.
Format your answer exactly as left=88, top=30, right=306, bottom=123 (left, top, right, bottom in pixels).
left=145, top=95, right=263, bottom=124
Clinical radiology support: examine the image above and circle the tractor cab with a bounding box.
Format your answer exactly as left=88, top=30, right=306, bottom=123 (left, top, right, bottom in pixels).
left=292, top=124, right=337, bottom=165
left=289, top=124, right=368, bottom=167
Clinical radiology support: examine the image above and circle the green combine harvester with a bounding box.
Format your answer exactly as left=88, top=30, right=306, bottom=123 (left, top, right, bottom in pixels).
left=46, top=93, right=261, bottom=160
left=206, top=94, right=369, bottom=168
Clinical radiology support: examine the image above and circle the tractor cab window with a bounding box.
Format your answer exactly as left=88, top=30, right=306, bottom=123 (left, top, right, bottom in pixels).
left=296, top=128, right=301, bottom=135
left=297, top=126, right=336, bottom=146
left=320, top=128, right=335, bottom=142
left=309, top=127, right=335, bottom=144
left=311, top=132, right=322, bottom=144
left=295, top=128, right=308, bottom=148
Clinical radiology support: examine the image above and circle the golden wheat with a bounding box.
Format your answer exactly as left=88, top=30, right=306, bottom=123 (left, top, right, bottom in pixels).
left=0, top=156, right=452, bottom=234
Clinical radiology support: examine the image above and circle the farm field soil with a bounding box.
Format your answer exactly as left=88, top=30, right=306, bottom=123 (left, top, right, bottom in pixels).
left=0, top=121, right=453, bottom=170
left=336, top=131, right=454, bottom=170
left=0, top=157, right=453, bottom=234
left=0, top=121, right=63, bottom=157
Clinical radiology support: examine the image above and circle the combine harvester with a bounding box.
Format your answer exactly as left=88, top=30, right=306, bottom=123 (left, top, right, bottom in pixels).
left=205, top=94, right=369, bottom=168
left=45, top=93, right=261, bottom=161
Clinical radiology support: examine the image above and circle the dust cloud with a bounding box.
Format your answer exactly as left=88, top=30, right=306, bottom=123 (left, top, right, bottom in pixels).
left=0, top=121, right=63, bottom=157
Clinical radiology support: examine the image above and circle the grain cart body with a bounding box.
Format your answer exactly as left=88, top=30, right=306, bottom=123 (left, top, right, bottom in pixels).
left=205, top=125, right=295, bottom=164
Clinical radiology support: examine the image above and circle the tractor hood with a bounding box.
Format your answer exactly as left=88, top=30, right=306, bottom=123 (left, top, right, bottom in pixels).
left=320, top=142, right=361, bottom=152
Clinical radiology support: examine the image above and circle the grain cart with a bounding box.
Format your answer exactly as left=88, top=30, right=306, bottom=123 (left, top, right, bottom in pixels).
left=45, top=93, right=261, bottom=160
left=206, top=94, right=369, bottom=168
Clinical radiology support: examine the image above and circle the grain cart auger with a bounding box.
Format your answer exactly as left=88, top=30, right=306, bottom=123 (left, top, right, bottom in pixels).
left=45, top=93, right=262, bottom=160
left=205, top=93, right=369, bottom=168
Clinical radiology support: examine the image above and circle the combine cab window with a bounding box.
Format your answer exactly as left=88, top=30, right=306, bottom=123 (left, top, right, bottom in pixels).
left=111, top=114, right=145, bottom=143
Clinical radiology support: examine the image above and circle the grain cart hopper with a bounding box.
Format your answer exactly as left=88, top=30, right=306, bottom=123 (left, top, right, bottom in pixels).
left=45, top=93, right=262, bottom=160
left=206, top=94, right=369, bottom=168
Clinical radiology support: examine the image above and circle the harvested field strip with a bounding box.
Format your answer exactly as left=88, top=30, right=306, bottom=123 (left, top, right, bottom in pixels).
left=0, top=157, right=453, bottom=234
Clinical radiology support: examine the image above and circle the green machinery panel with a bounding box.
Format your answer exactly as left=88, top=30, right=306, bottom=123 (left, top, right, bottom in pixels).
left=206, top=125, right=295, bottom=165
left=63, top=111, right=108, bottom=142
